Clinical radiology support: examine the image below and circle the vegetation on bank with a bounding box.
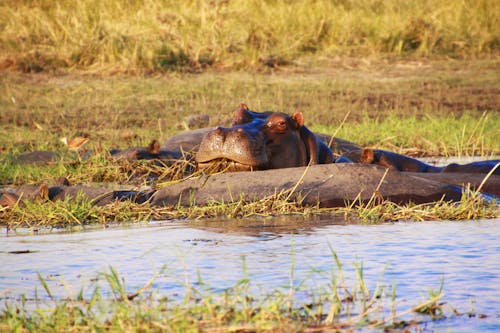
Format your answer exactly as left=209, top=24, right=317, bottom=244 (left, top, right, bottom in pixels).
left=0, top=0, right=498, bottom=73
left=1, top=58, right=499, bottom=228
left=0, top=255, right=451, bottom=332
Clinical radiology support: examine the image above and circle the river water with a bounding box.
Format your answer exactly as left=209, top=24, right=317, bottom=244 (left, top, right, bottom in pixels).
left=1, top=217, right=499, bottom=332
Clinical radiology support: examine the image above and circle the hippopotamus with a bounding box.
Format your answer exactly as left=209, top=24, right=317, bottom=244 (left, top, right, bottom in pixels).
left=196, top=105, right=336, bottom=170
left=2, top=163, right=499, bottom=212
left=341, top=149, right=443, bottom=172
left=231, top=104, right=338, bottom=165
left=0, top=177, right=154, bottom=209
left=441, top=160, right=500, bottom=175
left=342, top=149, right=500, bottom=175
left=110, top=140, right=183, bottom=161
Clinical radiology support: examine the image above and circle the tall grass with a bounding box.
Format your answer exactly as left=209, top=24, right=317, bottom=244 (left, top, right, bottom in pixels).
left=0, top=0, right=498, bottom=73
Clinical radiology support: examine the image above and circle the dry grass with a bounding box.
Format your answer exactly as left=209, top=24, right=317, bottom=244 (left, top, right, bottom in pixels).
left=0, top=0, right=498, bottom=73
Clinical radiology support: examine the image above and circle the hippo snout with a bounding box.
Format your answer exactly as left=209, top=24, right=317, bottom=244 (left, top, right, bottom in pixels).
left=196, top=126, right=268, bottom=169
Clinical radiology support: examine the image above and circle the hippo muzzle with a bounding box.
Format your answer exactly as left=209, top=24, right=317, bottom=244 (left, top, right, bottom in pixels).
left=196, top=121, right=269, bottom=171
left=196, top=109, right=328, bottom=171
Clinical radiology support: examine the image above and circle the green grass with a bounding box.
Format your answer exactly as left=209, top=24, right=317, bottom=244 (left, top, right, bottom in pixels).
left=0, top=0, right=498, bottom=73
left=0, top=256, right=449, bottom=332
left=315, top=112, right=500, bottom=157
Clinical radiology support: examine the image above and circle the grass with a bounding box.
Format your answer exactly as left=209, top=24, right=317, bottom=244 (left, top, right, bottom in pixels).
left=315, top=111, right=500, bottom=157
left=0, top=59, right=499, bottom=158
left=0, top=254, right=451, bottom=332
left=341, top=187, right=500, bottom=223
left=0, top=0, right=498, bottom=73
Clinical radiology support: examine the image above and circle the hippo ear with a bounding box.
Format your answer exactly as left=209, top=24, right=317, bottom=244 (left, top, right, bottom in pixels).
left=37, top=184, right=49, bottom=201
left=294, top=112, right=319, bottom=165
left=292, top=111, right=304, bottom=127
left=240, top=103, right=249, bottom=110
left=361, top=149, right=375, bottom=163
left=148, top=140, right=160, bottom=155
left=0, top=193, right=20, bottom=208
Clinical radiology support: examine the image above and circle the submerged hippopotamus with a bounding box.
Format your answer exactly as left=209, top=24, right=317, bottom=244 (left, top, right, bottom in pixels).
left=196, top=104, right=337, bottom=170
left=341, top=149, right=500, bottom=175
left=0, top=177, right=153, bottom=209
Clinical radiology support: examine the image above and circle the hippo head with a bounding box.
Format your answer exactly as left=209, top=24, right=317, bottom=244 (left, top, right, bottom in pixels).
left=196, top=106, right=310, bottom=171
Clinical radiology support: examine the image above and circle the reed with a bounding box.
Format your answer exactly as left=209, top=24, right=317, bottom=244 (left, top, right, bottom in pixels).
left=0, top=256, right=451, bottom=332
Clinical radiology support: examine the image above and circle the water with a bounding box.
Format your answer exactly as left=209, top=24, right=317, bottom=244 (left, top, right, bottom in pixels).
left=1, top=217, right=500, bottom=332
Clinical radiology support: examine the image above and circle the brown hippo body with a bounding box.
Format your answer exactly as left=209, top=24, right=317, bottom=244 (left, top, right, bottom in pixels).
left=0, top=180, right=153, bottom=208
left=162, top=127, right=212, bottom=153
left=110, top=140, right=183, bottom=161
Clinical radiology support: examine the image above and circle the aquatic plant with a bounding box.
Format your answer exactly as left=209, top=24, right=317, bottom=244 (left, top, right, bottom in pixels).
left=0, top=255, right=453, bottom=332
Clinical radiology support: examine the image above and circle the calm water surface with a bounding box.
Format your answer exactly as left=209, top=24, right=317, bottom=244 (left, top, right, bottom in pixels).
left=1, top=217, right=499, bottom=332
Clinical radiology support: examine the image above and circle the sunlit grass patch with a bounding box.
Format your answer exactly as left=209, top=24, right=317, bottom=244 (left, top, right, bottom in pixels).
left=1, top=0, right=498, bottom=73
left=314, top=111, right=500, bottom=157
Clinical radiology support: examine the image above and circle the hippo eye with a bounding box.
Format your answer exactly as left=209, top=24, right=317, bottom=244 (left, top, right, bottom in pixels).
left=266, top=122, right=273, bottom=128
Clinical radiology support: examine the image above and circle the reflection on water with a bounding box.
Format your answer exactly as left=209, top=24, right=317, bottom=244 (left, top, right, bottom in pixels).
left=1, top=217, right=500, bottom=332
